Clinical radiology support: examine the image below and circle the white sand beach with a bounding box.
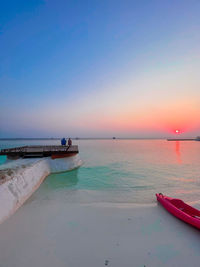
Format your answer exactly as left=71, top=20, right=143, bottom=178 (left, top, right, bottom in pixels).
left=0, top=198, right=200, bottom=267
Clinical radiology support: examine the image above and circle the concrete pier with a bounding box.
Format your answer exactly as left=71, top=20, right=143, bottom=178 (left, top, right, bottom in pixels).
left=0, top=145, right=79, bottom=159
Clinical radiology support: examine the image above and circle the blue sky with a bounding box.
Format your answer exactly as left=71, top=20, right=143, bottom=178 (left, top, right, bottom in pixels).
left=0, top=0, right=200, bottom=137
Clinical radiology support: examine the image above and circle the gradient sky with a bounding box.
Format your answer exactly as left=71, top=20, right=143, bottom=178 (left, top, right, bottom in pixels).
left=0, top=0, right=200, bottom=138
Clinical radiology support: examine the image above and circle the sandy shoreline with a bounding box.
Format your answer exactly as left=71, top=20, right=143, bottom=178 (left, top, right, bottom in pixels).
left=0, top=200, right=200, bottom=267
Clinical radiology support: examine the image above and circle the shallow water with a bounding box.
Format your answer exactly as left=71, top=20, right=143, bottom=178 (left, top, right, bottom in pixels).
left=1, top=139, right=200, bottom=204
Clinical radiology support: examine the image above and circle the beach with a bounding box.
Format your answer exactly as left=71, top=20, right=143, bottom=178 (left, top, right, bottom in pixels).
left=1, top=199, right=200, bottom=267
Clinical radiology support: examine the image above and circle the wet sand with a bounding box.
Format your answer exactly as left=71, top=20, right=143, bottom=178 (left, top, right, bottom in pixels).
left=0, top=200, right=200, bottom=267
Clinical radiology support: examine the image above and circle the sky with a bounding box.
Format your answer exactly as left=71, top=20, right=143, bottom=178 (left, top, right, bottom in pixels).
left=0, top=0, right=200, bottom=138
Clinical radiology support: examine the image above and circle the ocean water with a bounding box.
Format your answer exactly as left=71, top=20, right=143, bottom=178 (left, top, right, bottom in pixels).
left=1, top=139, right=200, bottom=204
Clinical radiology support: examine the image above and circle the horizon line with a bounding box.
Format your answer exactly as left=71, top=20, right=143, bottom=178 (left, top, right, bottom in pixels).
left=0, top=136, right=196, bottom=140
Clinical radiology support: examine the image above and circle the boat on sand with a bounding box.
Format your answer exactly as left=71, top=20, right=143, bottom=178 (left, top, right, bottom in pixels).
left=156, top=193, right=200, bottom=229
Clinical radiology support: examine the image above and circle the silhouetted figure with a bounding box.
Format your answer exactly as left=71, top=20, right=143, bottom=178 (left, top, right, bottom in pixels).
left=68, top=138, right=72, bottom=146
left=61, top=138, right=66, bottom=146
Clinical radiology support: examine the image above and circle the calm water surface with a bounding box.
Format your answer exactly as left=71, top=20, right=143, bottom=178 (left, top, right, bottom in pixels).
left=0, top=139, right=200, bottom=204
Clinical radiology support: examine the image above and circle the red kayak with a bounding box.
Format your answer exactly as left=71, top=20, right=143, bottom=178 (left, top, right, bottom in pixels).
left=156, top=193, right=200, bottom=229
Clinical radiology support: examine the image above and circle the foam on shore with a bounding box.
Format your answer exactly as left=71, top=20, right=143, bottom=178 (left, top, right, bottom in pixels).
left=0, top=155, right=82, bottom=223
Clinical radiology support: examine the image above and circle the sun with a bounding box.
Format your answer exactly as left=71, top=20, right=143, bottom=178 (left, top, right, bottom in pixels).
left=175, top=129, right=180, bottom=134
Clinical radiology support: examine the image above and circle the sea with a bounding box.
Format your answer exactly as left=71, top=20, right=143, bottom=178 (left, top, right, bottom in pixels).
left=1, top=139, right=200, bottom=205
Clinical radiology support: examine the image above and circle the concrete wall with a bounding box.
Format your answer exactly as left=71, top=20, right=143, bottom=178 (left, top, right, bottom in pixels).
left=0, top=155, right=82, bottom=223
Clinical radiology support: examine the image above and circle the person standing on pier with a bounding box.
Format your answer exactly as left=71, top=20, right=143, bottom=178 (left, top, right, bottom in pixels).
left=68, top=138, right=72, bottom=146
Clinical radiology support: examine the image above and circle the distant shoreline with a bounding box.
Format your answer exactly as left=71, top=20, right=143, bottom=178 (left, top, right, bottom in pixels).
left=0, top=137, right=168, bottom=141
left=0, top=137, right=198, bottom=141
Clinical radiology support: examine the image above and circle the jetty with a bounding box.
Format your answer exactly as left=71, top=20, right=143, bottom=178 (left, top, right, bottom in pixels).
left=0, top=145, right=79, bottom=159
left=167, top=138, right=195, bottom=141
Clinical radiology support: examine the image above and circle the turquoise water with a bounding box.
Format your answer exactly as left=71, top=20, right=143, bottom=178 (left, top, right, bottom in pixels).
left=1, top=139, right=200, bottom=204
